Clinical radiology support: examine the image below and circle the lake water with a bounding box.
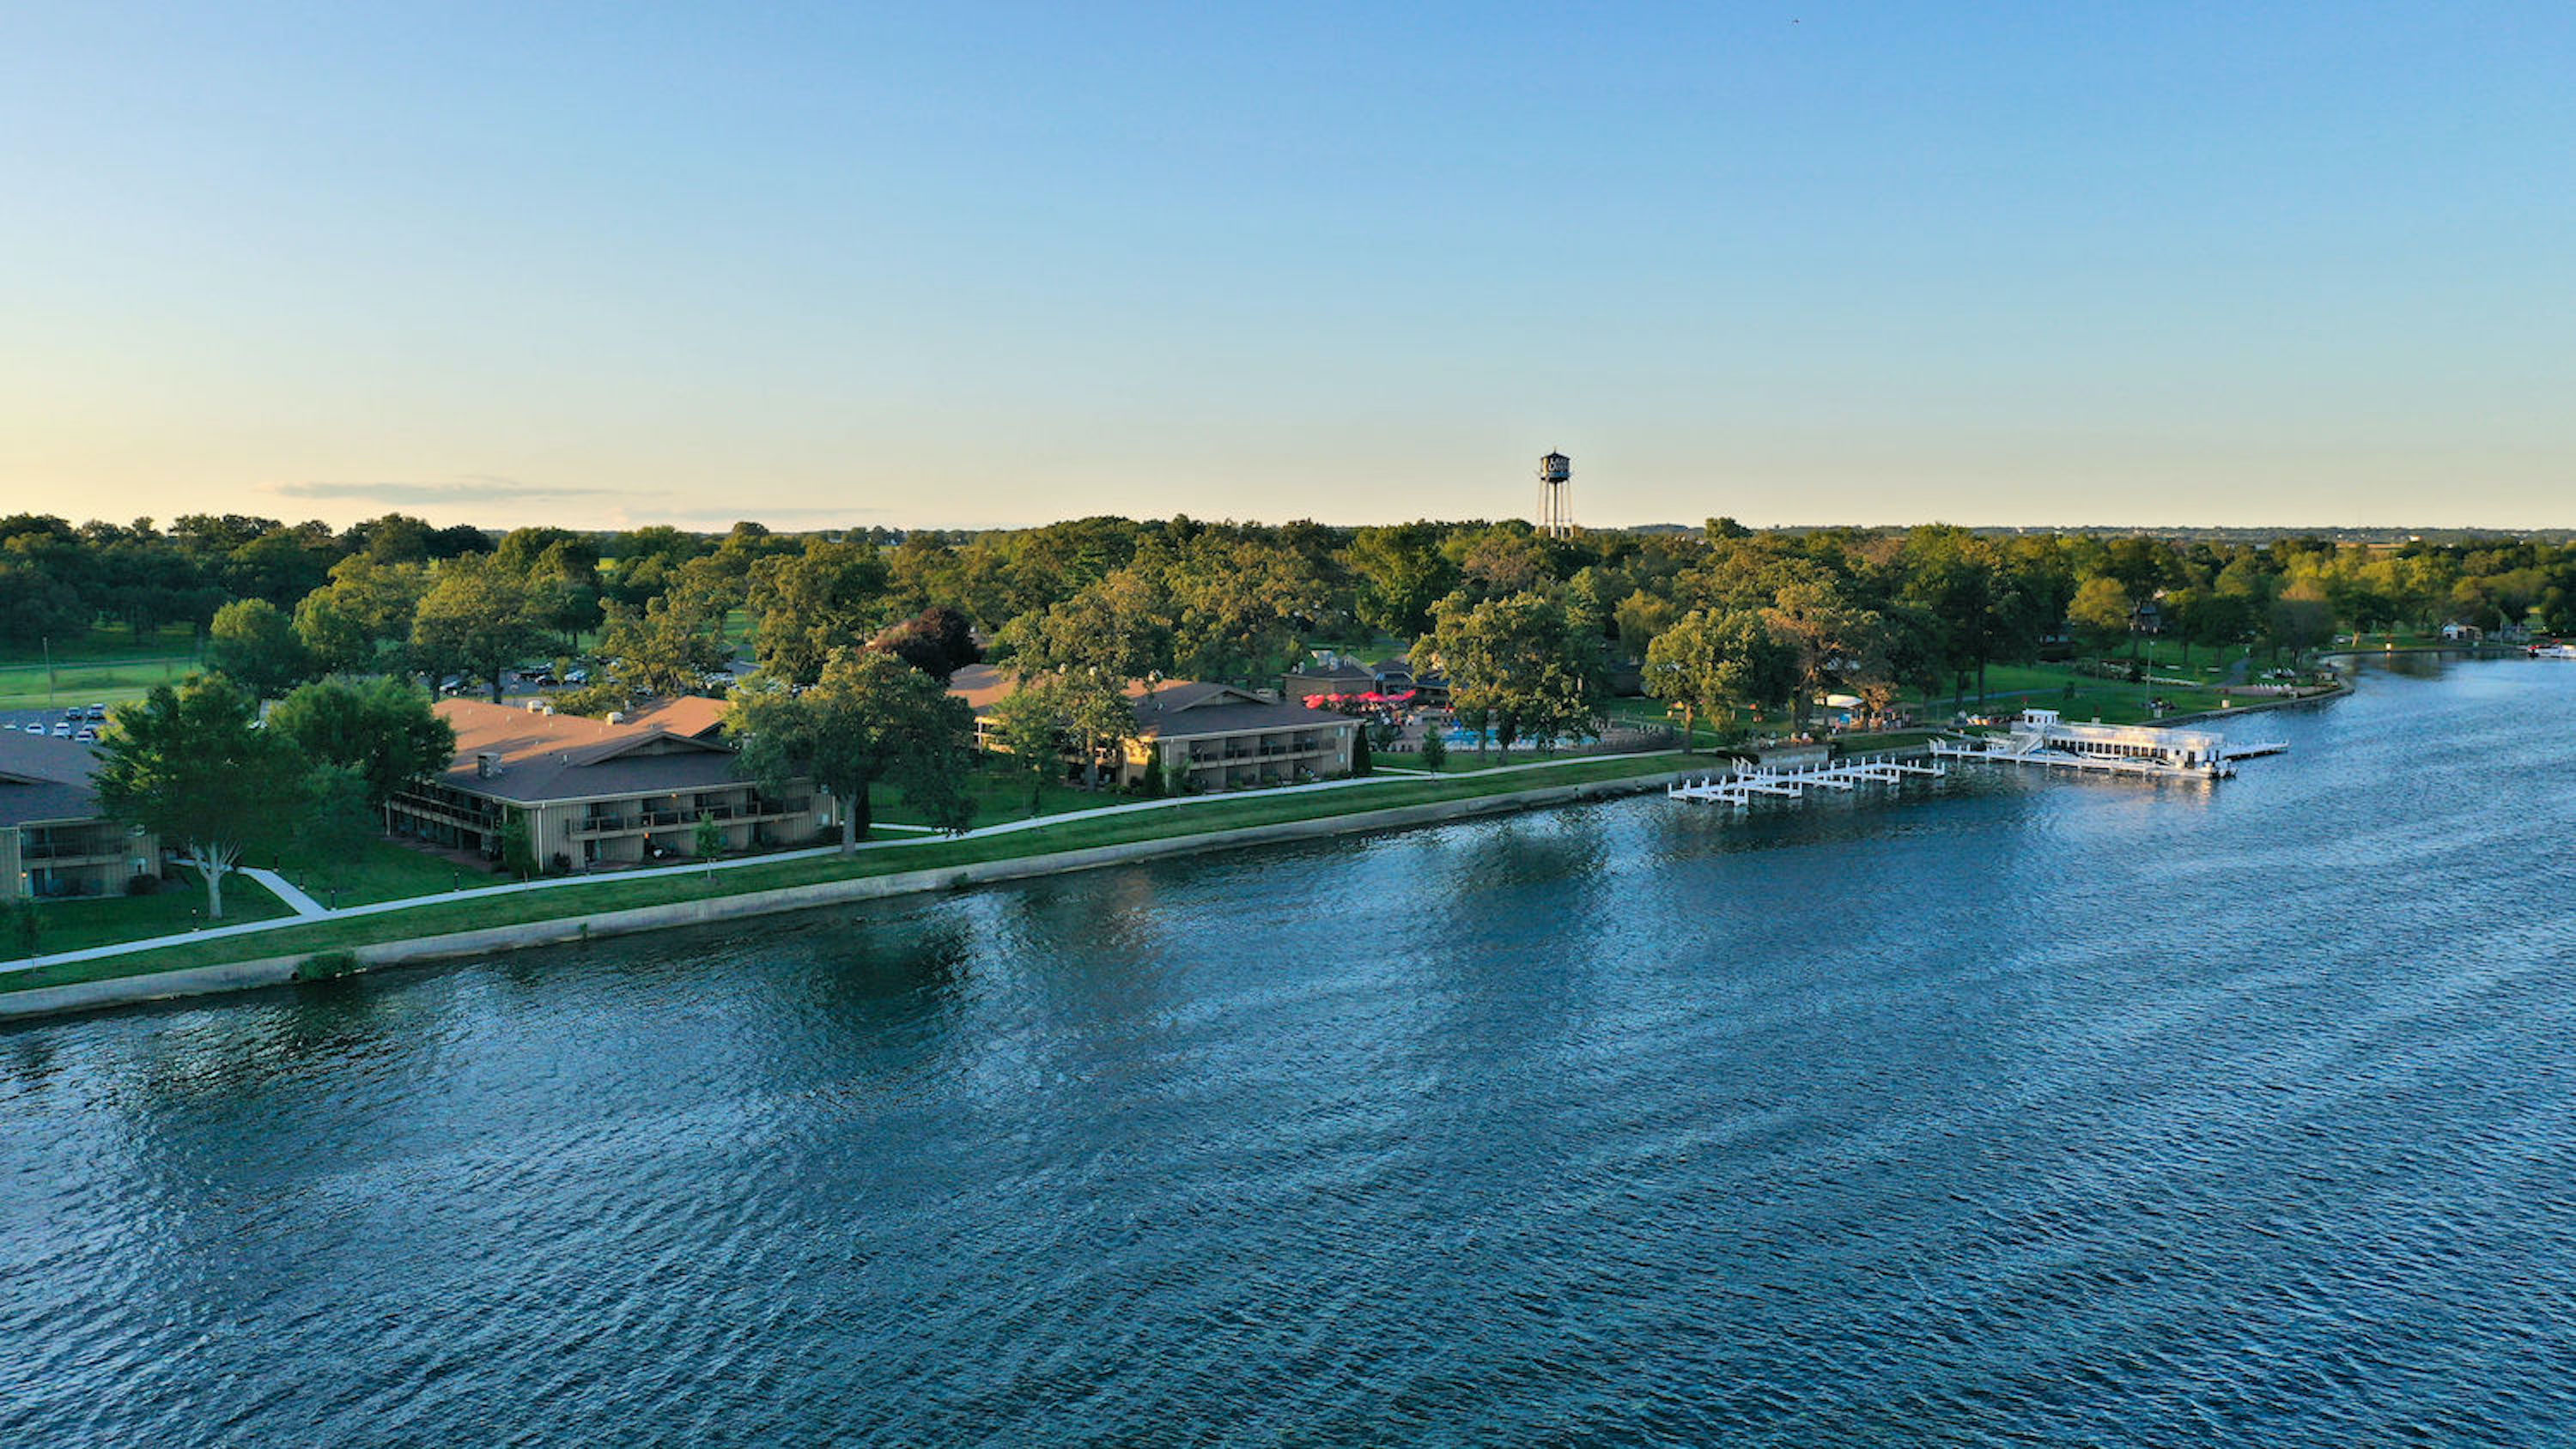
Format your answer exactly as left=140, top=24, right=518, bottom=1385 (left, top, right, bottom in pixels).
left=5, top=658, right=2573, bottom=1446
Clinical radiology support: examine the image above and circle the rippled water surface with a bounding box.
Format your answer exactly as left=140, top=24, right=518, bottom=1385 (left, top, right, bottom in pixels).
left=6, top=659, right=2575, bottom=1446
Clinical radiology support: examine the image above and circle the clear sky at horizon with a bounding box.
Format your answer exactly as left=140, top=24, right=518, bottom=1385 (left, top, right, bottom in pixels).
left=3, top=3, right=2569, bottom=534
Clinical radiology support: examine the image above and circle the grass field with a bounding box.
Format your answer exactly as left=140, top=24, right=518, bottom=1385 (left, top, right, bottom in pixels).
left=3, top=753, right=1692, bottom=992
left=12, top=870, right=294, bottom=955
left=0, top=623, right=208, bottom=712
left=0, top=656, right=205, bottom=712
left=275, top=834, right=507, bottom=907
left=872, top=763, right=1107, bottom=828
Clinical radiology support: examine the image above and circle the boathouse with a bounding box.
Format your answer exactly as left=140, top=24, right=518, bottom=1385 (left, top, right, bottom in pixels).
left=2007, top=709, right=2227, bottom=773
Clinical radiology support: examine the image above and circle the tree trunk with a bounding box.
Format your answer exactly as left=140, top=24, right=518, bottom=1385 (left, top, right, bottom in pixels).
left=839, top=790, right=869, bottom=854
left=197, top=848, right=232, bottom=920
left=1677, top=701, right=1694, bottom=754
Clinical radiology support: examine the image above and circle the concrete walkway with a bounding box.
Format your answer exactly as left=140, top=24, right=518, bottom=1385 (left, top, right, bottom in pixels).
left=4, top=750, right=1678, bottom=977
left=241, top=868, right=327, bottom=919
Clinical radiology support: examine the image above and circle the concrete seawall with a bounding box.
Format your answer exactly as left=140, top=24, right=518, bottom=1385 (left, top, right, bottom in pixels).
left=1, top=767, right=1694, bottom=1024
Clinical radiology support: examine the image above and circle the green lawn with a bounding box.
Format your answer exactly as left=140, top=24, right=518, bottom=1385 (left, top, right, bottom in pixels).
left=1959, top=663, right=2260, bottom=725
left=6, top=753, right=1692, bottom=992
left=0, top=623, right=209, bottom=712
left=0, top=621, right=203, bottom=666
left=275, top=834, right=505, bottom=907
left=9, top=870, right=294, bottom=957
left=871, top=764, right=1107, bottom=828
left=0, top=656, right=206, bottom=712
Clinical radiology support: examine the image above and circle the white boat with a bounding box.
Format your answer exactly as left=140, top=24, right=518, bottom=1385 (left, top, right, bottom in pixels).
left=2530, top=643, right=2576, bottom=660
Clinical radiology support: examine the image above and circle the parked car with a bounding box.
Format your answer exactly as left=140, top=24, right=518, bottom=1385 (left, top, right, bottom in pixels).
left=74, top=728, right=98, bottom=743
left=50, top=723, right=71, bottom=737
left=21, top=724, right=42, bottom=735
left=565, top=668, right=590, bottom=685
left=85, top=704, right=106, bottom=720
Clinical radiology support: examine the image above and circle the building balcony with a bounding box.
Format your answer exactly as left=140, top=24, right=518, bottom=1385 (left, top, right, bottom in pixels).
left=573, top=801, right=810, bottom=839
left=1188, top=738, right=1335, bottom=765
left=18, top=828, right=131, bottom=864
left=387, top=796, right=504, bottom=834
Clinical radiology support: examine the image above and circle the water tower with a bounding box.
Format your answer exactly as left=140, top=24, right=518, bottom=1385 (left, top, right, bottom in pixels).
left=1537, top=451, right=1573, bottom=538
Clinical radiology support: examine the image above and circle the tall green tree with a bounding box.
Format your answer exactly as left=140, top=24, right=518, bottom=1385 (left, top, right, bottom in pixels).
left=870, top=604, right=983, bottom=682
left=294, top=555, right=428, bottom=676
left=1165, top=535, right=1320, bottom=683
left=1346, top=522, right=1460, bottom=640
left=1761, top=573, right=1888, bottom=730
left=1644, top=608, right=1795, bottom=749
left=1418, top=591, right=1602, bottom=760
left=986, top=679, right=1071, bottom=815
left=2068, top=576, right=2135, bottom=668
left=267, top=677, right=457, bottom=810
left=410, top=555, right=550, bottom=701
left=746, top=540, right=891, bottom=685
left=95, top=677, right=309, bottom=919
left=206, top=597, right=316, bottom=700
left=287, top=762, right=378, bottom=906
left=729, top=648, right=975, bottom=852
left=595, top=570, right=733, bottom=698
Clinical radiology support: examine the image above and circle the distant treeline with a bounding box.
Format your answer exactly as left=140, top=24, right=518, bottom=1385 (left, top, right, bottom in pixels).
left=3, top=511, right=2571, bottom=709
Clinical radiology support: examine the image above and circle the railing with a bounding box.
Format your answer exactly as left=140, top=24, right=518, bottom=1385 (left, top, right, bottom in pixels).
left=19, top=840, right=125, bottom=863
left=388, top=796, right=503, bottom=834
left=573, top=801, right=810, bottom=837
left=1189, top=738, right=1332, bottom=765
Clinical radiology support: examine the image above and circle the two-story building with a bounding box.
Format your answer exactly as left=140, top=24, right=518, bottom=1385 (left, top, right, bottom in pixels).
left=950, top=666, right=1358, bottom=791
left=0, top=733, right=158, bottom=901
left=386, top=700, right=832, bottom=870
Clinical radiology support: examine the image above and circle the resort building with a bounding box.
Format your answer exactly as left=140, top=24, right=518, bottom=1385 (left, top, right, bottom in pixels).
left=386, top=699, right=832, bottom=870
left=950, top=666, right=1359, bottom=791
left=1283, top=655, right=1376, bottom=702
left=0, top=734, right=159, bottom=901
left=2006, top=709, right=2228, bottom=773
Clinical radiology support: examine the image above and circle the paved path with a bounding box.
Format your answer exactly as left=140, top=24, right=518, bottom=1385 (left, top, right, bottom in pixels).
left=240, top=868, right=327, bottom=918
left=4, top=750, right=1679, bottom=977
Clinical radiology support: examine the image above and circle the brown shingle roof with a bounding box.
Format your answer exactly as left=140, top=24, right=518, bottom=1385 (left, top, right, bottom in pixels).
left=617, top=695, right=732, bottom=739
left=947, top=663, right=1019, bottom=714
left=948, top=672, right=1343, bottom=740
left=433, top=699, right=745, bottom=804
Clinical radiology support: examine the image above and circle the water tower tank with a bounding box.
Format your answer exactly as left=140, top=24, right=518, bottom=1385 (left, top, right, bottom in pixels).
left=1540, top=451, right=1571, bottom=484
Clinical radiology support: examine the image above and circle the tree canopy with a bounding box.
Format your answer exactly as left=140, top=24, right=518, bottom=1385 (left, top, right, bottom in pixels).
left=94, top=676, right=310, bottom=919
left=728, top=648, right=975, bottom=852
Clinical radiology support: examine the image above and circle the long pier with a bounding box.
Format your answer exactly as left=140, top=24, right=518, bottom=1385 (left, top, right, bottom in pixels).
left=1667, top=753, right=1947, bottom=808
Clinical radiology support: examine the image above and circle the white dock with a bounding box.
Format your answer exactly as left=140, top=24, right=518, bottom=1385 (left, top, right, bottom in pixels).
left=1668, top=753, right=1947, bottom=808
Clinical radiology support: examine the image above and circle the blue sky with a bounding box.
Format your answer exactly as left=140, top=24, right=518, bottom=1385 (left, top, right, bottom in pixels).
left=2, top=3, right=2568, bottom=530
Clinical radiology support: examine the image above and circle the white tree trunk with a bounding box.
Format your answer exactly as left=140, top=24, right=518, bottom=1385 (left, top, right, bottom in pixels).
left=195, top=843, right=240, bottom=920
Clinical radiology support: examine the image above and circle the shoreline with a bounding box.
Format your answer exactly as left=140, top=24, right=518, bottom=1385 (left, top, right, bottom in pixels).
left=0, top=681, right=2363, bottom=1026
left=0, top=762, right=1698, bottom=1023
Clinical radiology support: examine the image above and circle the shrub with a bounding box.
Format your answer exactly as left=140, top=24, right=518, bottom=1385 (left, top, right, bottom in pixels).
left=293, top=950, right=363, bottom=982
left=124, top=871, right=161, bottom=897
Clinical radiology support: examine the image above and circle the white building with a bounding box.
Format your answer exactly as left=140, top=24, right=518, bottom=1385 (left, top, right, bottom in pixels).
left=2008, top=708, right=2228, bottom=774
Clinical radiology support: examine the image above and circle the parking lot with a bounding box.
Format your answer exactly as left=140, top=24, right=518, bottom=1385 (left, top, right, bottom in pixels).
left=0, top=703, right=112, bottom=743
